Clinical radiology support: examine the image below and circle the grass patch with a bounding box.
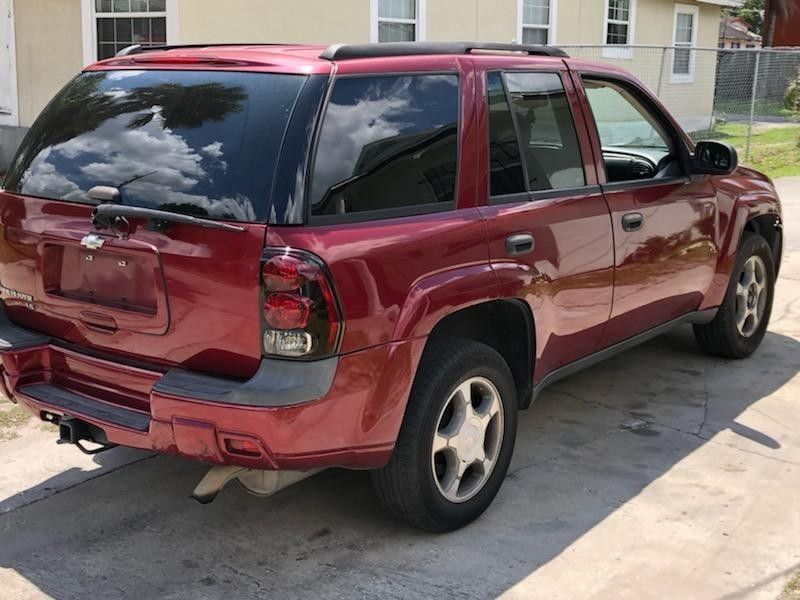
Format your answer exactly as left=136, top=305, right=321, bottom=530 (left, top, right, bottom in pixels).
left=694, top=122, right=800, bottom=179
left=713, top=99, right=797, bottom=120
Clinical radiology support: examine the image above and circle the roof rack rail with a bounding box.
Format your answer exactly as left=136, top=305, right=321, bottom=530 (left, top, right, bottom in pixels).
left=114, top=43, right=301, bottom=58
left=319, top=42, right=568, bottom=61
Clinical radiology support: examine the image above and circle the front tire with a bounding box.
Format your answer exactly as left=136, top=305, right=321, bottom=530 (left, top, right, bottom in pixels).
left=371, top=339, right=518, bottom=532
left=694, top=231, right=775, bottom=358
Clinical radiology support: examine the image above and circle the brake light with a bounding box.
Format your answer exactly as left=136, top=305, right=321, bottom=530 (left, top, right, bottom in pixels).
left=264, top=293, right=311, bottom=329
left=260, top=249, right=342, bottom=359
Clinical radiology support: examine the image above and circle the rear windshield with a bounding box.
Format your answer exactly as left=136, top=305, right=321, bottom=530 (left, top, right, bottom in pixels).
left=4, top=70, right=307, bottom=222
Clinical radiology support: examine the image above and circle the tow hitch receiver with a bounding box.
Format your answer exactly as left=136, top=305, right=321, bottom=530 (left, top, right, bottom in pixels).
left=53, top=414, right=118, bottom=455
left=191, top=465, right=323, bottom=504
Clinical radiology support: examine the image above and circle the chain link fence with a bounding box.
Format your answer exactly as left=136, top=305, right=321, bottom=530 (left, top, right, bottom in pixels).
left=560, top=45, right=800, bottom=161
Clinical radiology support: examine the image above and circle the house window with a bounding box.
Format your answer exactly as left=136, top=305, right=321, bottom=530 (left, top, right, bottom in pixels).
left=519, top=0, right=555, bottom=45
left=605, top=0, right=632, bottom=45
left=671, top=4, right=698, bottom=83
left=372, top=0, right=424, bottom=42
left=95, top=0, right=167, bottom=60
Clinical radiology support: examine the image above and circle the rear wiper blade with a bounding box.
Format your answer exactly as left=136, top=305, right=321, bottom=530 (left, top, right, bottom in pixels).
left=92, top=203, right=246, bottom=233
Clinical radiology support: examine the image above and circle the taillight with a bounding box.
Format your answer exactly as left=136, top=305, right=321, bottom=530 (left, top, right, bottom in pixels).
left=260, top=249, right=342, bottom=359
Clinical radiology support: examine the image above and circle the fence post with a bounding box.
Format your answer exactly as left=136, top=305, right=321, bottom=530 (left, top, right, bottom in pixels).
left=745, top=51, right=761, bottom=162
left=656, top=46, right=668, bottom=97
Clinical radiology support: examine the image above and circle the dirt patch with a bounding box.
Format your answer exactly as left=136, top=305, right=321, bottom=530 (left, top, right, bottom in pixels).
left=0, top=401, right=32, bottom=441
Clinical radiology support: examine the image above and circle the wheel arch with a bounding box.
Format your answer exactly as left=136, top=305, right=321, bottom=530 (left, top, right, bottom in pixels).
left=742, top=213, right=782, bottom=275
left=423, top=299, right=536, bottom=409
left=701, top=191, right=782, bottom=310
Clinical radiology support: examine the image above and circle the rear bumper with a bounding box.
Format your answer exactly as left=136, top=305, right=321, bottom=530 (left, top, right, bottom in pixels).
left=0, top=312, right=425, bottom=470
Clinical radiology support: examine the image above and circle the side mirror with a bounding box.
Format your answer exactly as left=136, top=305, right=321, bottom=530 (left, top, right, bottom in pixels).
left=692, top=141, right=738, bottom=175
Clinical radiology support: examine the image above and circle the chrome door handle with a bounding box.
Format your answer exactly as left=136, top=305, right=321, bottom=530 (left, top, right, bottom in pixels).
left=505, top=233, right=535, bottom=256
left=621, top=212, right=644, bottom=232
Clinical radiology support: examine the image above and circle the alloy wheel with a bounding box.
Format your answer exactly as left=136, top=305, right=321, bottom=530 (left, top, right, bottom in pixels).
left=431, top=376, right=504, bottom=503
left=735, top=254, right=768, bottom=338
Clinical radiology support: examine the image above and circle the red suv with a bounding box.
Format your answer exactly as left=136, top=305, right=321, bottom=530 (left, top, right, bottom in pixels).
left=0, top=42, right=782, bottom=531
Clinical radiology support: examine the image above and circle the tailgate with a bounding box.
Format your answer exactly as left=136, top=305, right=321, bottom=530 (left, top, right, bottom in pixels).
left=0, top=68, right=313, bottom=378
left=0, top=192, right=266, bottom=378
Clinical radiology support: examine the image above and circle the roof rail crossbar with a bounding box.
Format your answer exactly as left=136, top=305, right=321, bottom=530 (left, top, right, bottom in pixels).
left=114, top=43, right=303, bottom=58
left=319, top=42, right=568, bottom=61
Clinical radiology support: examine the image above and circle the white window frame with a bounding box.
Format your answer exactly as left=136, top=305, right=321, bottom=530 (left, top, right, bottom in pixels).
left=517, top=0, right=557, bottom=45
left=80, top=0, right=180, bottom=66
left=0, top=0, right=19, bottom=127
left=370, top=0, right=426, bottom=43
left=602, top=0, right=636, bottom=60
left=670, top=3, right=698, bottom=84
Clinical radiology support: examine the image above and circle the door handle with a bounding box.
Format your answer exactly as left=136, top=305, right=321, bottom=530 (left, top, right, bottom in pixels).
left=505, top=233, right=535, bottom=256
left=621, top=212, right=644, bottom=232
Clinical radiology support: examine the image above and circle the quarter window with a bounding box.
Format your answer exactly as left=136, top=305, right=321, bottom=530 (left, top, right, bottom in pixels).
left=519, top=0, right=555, bottom=45
left=373, top=0, right=423, bottom=42
left=311, top=74, right=459, bottom=218
left=94, top=0, right=166, bottom=60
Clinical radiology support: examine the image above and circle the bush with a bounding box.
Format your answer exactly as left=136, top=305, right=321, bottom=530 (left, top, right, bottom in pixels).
left=786, top=69, right=800, bottom=113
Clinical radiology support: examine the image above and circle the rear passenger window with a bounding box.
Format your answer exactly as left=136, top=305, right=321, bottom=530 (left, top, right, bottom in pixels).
left=488, top=72, right=585, bottom=196
left=504, top=73, right=585, bottom=191
left=311, top=74, right=459, bottom=218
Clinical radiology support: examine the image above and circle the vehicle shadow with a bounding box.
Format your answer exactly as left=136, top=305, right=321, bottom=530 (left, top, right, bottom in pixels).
left=0, top=325, right=797, bottom=599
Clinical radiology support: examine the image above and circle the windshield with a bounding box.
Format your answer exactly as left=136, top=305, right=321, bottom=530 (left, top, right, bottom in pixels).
left=4, top=70, right=307, bottom=222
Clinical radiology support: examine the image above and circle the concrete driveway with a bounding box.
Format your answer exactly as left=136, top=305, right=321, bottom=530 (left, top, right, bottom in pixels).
left=1, top=179, right=799, bottom=600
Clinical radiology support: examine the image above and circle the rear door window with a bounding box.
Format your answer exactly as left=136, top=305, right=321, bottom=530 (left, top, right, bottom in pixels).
left=503, top=72, right=585, bottom=192
left=310, top=74, right=459, bottom=219
left=487, top=71, right=586, bottom=198
left=4, top=70, right=307, bottom=222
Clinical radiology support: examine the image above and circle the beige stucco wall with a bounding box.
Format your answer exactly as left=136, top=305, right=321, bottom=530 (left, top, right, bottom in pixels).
left=178, top=0, right=371, bottom=44
left=426, top=0, right=518, bottom=42
left=555, top=0, right=606, bottom=44
left=9, top=0, right=723, bottom=132
left=561, top=0, right=722, bottom=132
left=14, top=0, right=83, bottom=127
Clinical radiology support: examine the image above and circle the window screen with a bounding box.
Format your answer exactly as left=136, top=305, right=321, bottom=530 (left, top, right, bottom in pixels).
left=673, top=11, right=695, bottom=75
left=605, top=0, right=632, bottom=45
left=311, top=74, right=459, bottom=218
left=521, top=0, right=552, bottom=45
left=95, top=0, right=167, bottom=60
left=503, top=72, right=585, bottom=191
left=377, top=0, right=417, bottom=42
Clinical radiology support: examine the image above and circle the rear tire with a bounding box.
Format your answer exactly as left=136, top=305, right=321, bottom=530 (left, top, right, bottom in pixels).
left=694, top=231, right=775, bottom=358
left=371, top=339, right=518, bottom=532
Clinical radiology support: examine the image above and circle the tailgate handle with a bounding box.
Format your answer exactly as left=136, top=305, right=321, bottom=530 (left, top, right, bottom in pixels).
left=80, top=311, right=118, bottom=333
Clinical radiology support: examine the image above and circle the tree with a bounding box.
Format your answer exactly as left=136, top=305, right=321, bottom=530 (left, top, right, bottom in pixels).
left=724, top=0, right=764, bottom=36
left=764, top=0, right=799, bottom=47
